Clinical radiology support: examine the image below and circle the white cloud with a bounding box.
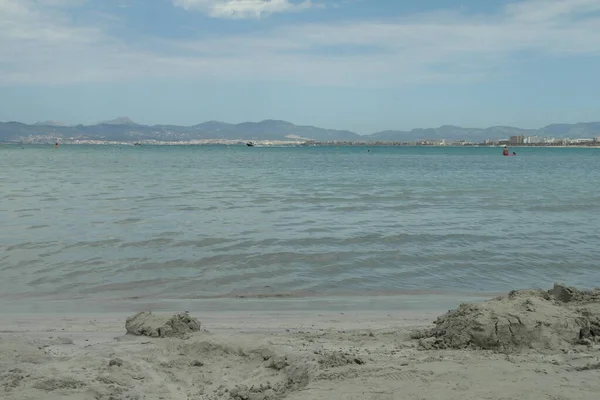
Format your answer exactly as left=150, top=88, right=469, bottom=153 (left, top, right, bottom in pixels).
left=168, top=0, right=600, bottom=84
left=0, top=0, right=210, bottom=84
left=171, top=0, right=314, bottom=19
left=505, top=0, right=600, bottom=22
left=1, top=0, right=600, bottom=86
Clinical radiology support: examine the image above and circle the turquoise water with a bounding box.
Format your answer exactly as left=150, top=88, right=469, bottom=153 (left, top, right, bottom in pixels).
left=1, top=144, right=599, bottom=310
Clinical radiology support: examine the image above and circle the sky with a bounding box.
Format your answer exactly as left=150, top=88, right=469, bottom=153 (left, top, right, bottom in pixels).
left=1, top=0, right=600, bottom=133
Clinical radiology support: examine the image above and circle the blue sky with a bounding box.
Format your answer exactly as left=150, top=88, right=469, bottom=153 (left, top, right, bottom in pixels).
left=1, top=0, right=600, bottom=133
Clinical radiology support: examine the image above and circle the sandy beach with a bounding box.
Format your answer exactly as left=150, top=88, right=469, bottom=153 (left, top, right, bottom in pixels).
left=1, top=285, right=599, bottom=400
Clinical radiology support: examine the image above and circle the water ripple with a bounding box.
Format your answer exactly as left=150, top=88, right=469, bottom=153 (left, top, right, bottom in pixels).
left=1, top=145, right=599, bottom=303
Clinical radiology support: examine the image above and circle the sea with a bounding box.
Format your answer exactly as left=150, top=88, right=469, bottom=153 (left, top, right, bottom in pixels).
left=1, top=144, right=599, bottom=313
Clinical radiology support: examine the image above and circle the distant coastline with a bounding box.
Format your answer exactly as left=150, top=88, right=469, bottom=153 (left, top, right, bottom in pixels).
left=1, top=118, right=600, bottom=145
left=2, top=140, right=599, bottom=148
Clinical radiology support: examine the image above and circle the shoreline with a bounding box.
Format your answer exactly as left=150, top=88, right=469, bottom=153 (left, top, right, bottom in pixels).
left=0, top=309, right=438, bottom=336
left=0, top=292, right=502, bottom=315
left=2, top=141, right=600, bottom=148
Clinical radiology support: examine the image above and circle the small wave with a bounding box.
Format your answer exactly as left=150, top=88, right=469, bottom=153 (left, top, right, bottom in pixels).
left=62, top=239, right=121, bottom=249
left=4, top=241, right=58, bottom=251
left=119, top=238, right=174, bottom=248
left=113, top=218, right=143, bottom=225
left=27, top=225, right=50, bottom=229
left=177, top=206, right=202, bottom=211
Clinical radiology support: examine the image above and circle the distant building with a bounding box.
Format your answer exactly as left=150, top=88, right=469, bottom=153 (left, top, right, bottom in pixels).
left=524, top=135, right=544, bottom=144
left=509, top=135, right=525, bottom=145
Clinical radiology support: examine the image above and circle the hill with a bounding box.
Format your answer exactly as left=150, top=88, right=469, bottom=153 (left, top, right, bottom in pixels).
left=0, top=118, right=360, bottom=143
left=0, top=118, right=599, bottom=143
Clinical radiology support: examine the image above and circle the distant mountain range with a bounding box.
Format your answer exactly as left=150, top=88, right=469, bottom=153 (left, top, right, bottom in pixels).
left=1, top=117, right=599, bottom=143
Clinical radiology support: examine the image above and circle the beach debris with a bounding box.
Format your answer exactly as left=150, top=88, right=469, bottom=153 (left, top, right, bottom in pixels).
left=43, top=337, right=74, bottom=346
left=229, top=383, right=277, bottom=400
left=550, top=283, right=600, bottom=304
left=108, top=358, right=123, bottom=367
left=2, top=368, right=26, bottom=391
left=317, top=350, right=366, bottom=368
left=267, top=356, right=289, bottom=371
left=413, top=283, right=600, bottom=352
left=229, top=360, right=312, bottom=400
left=574, top=362, right=600, bottom=371
left=33, top=377, right=85, bottom=391
left=125, top=311, right=201, bottom=338
left=35, top=336, right=74, bottom=349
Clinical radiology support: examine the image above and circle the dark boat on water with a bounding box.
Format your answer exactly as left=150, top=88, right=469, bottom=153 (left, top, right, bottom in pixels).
left=246, top=142, right=255, bottom=147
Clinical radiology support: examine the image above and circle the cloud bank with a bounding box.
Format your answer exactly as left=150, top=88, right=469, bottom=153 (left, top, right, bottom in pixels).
left=1, top=0, right=600, bottom=86
left=172, top=0, right=314, bottom=18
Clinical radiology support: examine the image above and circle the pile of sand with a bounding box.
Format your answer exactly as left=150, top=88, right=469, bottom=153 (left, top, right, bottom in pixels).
left=0, top=312, right=319, bottom=400
left=125, top=311, right=201, bottom=338
left=413, top=284, right=600, bottom=352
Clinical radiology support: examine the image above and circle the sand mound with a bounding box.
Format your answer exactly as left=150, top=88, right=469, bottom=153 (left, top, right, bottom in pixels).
left=0, top=334, right=316, bottom=400
left=125, top=311, right=201, bottom=338
left=414, top=284, right=600, bottom=352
